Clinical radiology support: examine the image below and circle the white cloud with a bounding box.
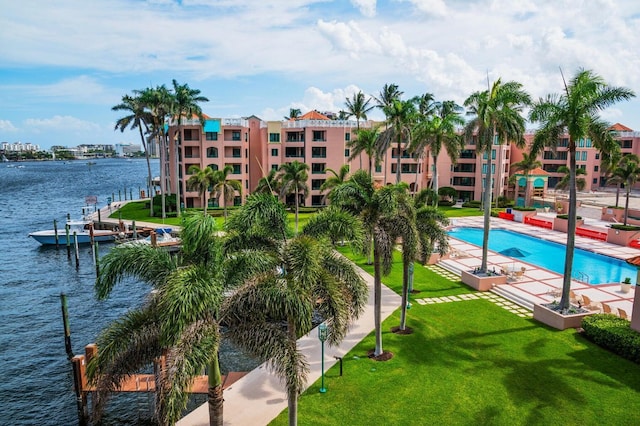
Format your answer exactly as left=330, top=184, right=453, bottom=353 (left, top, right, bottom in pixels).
left=400, top=0, right=448, bottom=17
left=351, top=0, right=377, bottom=17
left=0, top=120, right=18, bottom=132
left=24, top=116, right=101, bottom=132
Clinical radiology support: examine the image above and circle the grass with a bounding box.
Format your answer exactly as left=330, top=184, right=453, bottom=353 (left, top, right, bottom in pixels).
left=269, top=250, right=640, bottom=425
left=439, top=206, right=484, bottom=217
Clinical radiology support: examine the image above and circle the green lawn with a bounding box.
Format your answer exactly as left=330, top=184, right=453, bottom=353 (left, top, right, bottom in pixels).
left=440, top=206, right=484, bottom=217
left=269, top=250, right=640, bottom=426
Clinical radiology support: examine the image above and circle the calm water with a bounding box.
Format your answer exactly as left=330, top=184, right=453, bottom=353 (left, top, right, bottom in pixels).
left=448, top=227, right=637, bottom=284
left=0, top=159, right=256, bottom=425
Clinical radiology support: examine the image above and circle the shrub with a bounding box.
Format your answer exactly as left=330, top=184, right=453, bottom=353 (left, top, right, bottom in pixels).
left=556, top=214, right=582, bottom=220
left=438, top=200, right=455, bottom=207
left=610, top=224, right=640, bottom=231
left=463, top=200, right=482, bottom=208
left=581, top=314, right=640, bottom=364
left=496, top=196, right=512, bottom=208
left=513, top=206, right=536, bottom=211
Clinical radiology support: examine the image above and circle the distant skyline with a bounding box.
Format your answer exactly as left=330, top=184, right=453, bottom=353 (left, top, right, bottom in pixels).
left=2, top=0, right=640, bottom=149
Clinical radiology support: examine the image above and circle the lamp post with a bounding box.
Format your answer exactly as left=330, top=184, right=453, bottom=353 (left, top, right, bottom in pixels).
left=318, top=323, right=328, bottom=393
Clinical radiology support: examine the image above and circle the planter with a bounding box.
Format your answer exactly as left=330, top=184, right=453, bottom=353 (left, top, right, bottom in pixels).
left=553, top=217, right=584, bottom=233
left=461, top=269, right=507, bottom=292
left=533, top=303, right=595, bottom=330
left=621, top=283, right=632, bottom=293
left=512, top=209, right=537, bottom=223
left=607, top=227, right=640, bottom=246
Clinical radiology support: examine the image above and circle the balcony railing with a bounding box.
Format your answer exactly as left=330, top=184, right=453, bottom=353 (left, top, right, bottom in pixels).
left=282, top=119, right=373, bottom=129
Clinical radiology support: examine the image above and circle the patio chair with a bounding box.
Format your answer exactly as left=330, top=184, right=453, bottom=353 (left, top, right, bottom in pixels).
left=618, top=308, right=628, bottom=319
left=580, top=295, right=601, bottom=312
left=601, top=303, right=612, bottom=314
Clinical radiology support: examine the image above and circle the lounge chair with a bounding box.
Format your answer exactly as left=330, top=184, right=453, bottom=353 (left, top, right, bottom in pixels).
left=601, top=303, right=612, bottom=314
left=618, top=308, right=628, bottom=319
left=580, top=295, right=601, bottom=312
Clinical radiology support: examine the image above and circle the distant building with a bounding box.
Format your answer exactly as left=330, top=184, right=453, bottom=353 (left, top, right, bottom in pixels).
left=115, top=143, right=142, bottom=157
left=1, top=141, right=41, bottom=152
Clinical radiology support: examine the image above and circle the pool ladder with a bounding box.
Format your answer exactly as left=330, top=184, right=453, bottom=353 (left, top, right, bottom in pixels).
left=575, top=271, right=590, bottom=284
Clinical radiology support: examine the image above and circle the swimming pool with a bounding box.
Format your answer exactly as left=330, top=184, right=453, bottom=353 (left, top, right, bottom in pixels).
left=448, top=227, right=636, bottom=285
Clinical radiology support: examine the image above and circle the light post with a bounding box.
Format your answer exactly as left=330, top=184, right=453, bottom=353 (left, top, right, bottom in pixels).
left=318, top=323, right=328, bottom=393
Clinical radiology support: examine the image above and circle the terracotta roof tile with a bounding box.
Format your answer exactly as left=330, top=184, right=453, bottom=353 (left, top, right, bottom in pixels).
left=625, top=256, right=640, bottom=267
left=299, top=110, right=330, bottom=120
left=609, top=123, right=633, bottom=132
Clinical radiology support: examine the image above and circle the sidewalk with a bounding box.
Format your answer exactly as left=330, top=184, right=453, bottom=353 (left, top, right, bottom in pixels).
left=177, top=267, right=401, bottom=426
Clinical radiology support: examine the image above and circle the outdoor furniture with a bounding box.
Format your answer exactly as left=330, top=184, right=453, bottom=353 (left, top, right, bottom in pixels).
left=602, top=303, right=612, bottom=314
left=618, top=308, right=628, bottom=319
left=580, top=295, right=601, bottom=312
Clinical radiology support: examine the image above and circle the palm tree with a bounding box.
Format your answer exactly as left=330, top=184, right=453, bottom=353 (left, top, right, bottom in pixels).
left=347, top=126, right=382, bottom=177
left=330, top=170, right=412, bottom=357
left=254, top=168, right=281, bottom=195
left=511, top=152, right=542, bottom=207
left=529, top=68, right=635, bottom=312
left=607, top=154, right=640, bottom=226
left=374, top=83, right=403, bottom=111
left=284, top=108, right=302, bottom=120
left=187, top=165, right=217, bottom=214
left=278, top=161, right=309, bottom=233
left=464, top=79, right=531, bottom=273
left=211, top=165, right=242, bottom=218
left=378, top=99, right=417, bottom=183
left=320, top=164, right=350, bottom=196
left=172, top=80, right=209, bottom=217
left=112, top=93, right=155, bottom=216
left=411, top=100, right=465, bottom=203
left=88, top=214, right=227, bottom=426
left=555, top=165, right=586, bottom=192
left=222, top=194, right=367, bottom=426
left=344, top=91, right=375, bottom=168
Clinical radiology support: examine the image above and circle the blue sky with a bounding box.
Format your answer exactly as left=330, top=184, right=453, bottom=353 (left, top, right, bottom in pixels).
left=2, top=0, right=640, bottom=149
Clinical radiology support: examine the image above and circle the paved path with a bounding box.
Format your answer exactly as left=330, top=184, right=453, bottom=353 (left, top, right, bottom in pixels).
left=177, top=267, right=401, bottom=426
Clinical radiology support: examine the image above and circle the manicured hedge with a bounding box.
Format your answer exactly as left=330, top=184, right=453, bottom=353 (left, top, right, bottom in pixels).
left=463, top=200, right=481, bottom=208
left=610, top=224, right=640, bottom=231
left=582, top=314, right=640, bottom=364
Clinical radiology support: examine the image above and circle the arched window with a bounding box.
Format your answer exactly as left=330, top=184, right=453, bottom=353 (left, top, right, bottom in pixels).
left=207, top=147, right=218, bottom=158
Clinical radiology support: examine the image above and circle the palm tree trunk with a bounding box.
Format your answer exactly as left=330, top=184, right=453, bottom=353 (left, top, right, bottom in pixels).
left=287, top=320, right=298, bottom=426
left=624, top=187, right=630, bottom=226
left=160, top=133, right=167, bottom=219
left=559, top=143, right=577, bottom=312
left=396, top=134, right=402, bottom=184
left=139, top=126, right=154, bottom=217
left=432, top=154, right=439, bottom=207
left=294, top=190, right=300, bottom=234
left=399, top=255, right=409, bottom=330
left=207, top=357, right=223, bottom=426
left=616, top=184, right=620, bottom=207
left=481, top=149, right=492, bottom=272
left=373, top=241, right=383, bottom=356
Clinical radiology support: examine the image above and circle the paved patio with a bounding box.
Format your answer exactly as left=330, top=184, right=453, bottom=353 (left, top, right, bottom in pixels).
left=439, top=216, right=636, bottom=318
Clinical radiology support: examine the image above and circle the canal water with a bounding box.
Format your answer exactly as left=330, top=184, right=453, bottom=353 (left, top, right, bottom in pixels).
left=0, top=158, right=257, bottom=425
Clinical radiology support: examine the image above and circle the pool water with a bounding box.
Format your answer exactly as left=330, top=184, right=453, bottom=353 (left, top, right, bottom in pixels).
left=448, top=227, right=636, bottom=285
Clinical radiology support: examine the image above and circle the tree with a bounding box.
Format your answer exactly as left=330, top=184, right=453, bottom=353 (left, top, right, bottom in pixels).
left=284, top=108, right=302, bottom=120
left=511, top=152, right=542, bottom=207
left=320, top=164, right=350, bottom=196
left=88, top=214, right=227, bottom=426
left=211, top=165, right=242, bottom=218
left=221, top=194, right=367, bottom=426
left=330, top=170, right=412, bottom=357
left=464, top=79, right=531, bottom=273
left=171, top=80, right=209, bottom=217
left=278, top=161, right=309, bottom=233
left=347, top=126, right=382, bottom=177
left=254, top=168, right=281, bottom=195
left=529, top=68, right=635, bottom=312
left=378, top=98, right=417, bottom=183
left=344, top=91, right=375, bottom=168
left=555, top=165, right=586, bottom=192
left=112, top=94, right=155, bottom=216
left=411, top=100, right=465, bottom=202
left=607, top=154, right=640, bottom=226
left=187, top=165, right=216, bottom=214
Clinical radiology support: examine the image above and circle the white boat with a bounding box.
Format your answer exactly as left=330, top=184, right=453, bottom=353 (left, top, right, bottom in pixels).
left=29, top=212, right=117, bottom=245
left=119, top=228, right=180, bottom=247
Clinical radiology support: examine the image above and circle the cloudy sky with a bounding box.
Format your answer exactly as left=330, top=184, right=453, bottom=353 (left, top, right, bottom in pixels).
left=2, top=0, right=640, bottom=149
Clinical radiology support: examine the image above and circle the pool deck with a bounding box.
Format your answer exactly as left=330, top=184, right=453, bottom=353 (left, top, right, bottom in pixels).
left=440, top=215, right=636, bottom=318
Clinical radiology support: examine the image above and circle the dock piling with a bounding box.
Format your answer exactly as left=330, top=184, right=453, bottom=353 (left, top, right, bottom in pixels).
left=73, top=232, right=79, bottom=268
left=66, top=224, right=71, bottom=259
left=54, top=219, right=59, bottom=249
left=60, top=293, right=74, bottom=360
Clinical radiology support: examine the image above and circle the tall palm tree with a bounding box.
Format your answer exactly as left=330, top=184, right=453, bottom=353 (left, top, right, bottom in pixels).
left=222, top=194, right=367, bottom=426
left=374, top=83, right=403, bottom=111
left=347, top=126, right=382, bottom=177
left=607, top=154, right=640, bottom=226
left=320, top=164, right=350, bottom=196
left=172, top=80, right=209, bottom=217
left=211, top=165, right=242, bottom=218
left=284, top=108, right=302, bottom=120
left=278, top=160, right=309, bottom=233
left=411, top=100, right=465, bottom=203
left=378, top=99, right=417, bottom=183
left=88, top=214, right=227, bottom=426
left=529, top=68, right=635, bottom=312
left=187, top=165, right=216, bottom=214
left=112, top=93, right=155, bottom=216
left=464, top=79, right=531, bottom=273
left=511, top=152, right=542, bottom=207
left=330, top=170, right=412, bottom=357
left=344, top=91, right=375, bottom=168
left=254, top=168, right=281, bottom=195
left=555, top=165, right=587, bottom=192
left=137, top=85, right=174, bottom=219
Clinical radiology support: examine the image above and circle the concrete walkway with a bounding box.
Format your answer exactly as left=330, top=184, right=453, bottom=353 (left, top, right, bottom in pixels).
left=177, top=267, right=401, bottom=426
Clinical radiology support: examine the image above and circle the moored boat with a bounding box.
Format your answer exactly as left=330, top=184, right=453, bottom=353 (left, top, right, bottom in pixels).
left=29, top=217, right=117, bottom=245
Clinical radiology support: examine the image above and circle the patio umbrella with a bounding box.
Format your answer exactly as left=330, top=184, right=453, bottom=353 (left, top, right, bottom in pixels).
left=499, top=247, right=530, bottom=258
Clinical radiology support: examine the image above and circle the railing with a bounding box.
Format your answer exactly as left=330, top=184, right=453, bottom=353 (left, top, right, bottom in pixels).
left=575, top=227, right=608, bottom=241
left=524, top=216, right=553, bottom=229
left=498, top=212, right=515, bottom=221
left=282, top=119, right=372, bottom=129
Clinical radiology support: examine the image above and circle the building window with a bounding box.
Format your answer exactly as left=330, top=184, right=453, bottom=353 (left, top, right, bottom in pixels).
left=594, top=165, right=599, bottom=172
left=286, top=132, right=304, bottom=142
left=232, top=131, right=241, bottom=141
left=234, top=196, right=242, bottom=206
left=581, top=151, right=587, bottom=161
left=311, top=195, right=324, bottom=206
left=375, top=165, right=382, bottom=173
left=311, top=179, right=325, bottom=190
left=311, top=163, right=326, bottom=174
left=206, top=132, right=218, bottom=141
left=312, top=130, right=326, bottom=141
left=269, top=133, right=280, bottom=142
left=285, top=147, right=304, bottom=157
left=593, top=178, right=598, bottom=184
left=345, top=148, right=350, bottom=157
left=345, top=132, right=351, bottom=141
left=271, top=164, right=279, bottom=171
left=184, top=129, right=199, bottom=141
left=595, top=153, right=600, bottom=160
left=578, top=138, right=585, bottom=147
left=311, top=147, right=327, bottom=158
left=232, top=164, right=241, bottom=174
left=271, top=148, right=278, bottom=156
left=207, top=147, right=218, bottom=158
left=622, top=139, right=633, bottom=149
left=232, top=148, right=241, bottom=158
left=559, top=138, right=569, bottom=147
